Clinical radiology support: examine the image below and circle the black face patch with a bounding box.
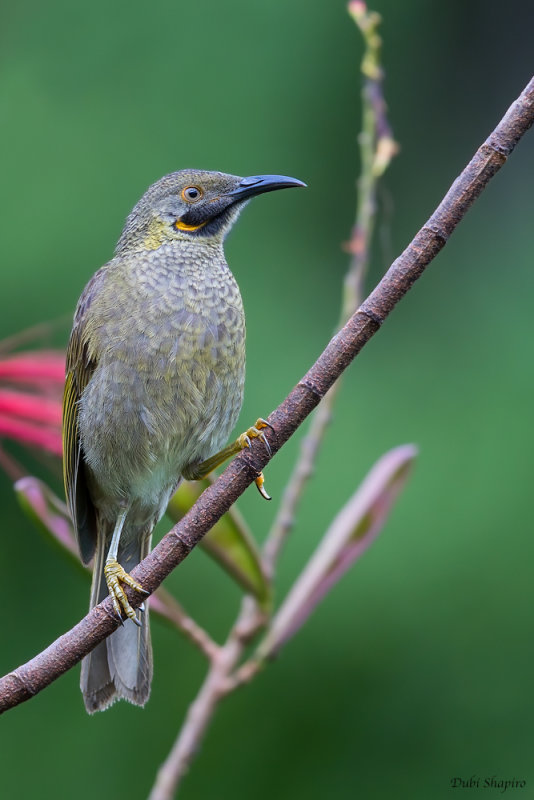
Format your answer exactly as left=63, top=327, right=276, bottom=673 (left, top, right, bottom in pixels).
left=178, top=196, right=245, bottom=238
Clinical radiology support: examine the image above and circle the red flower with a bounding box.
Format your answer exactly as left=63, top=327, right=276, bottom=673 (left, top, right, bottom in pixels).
left=0, top=350, right=65, bottom=471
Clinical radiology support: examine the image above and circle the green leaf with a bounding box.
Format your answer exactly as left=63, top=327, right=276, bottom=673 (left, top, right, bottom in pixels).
left=166, top=480, right=272, bottom=612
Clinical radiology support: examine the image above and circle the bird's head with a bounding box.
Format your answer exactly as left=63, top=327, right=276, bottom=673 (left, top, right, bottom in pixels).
left=115, top=169, right=306, bottom=254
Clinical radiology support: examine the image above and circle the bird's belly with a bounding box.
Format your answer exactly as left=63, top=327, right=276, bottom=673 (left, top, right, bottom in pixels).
left=79, top=332, right=244, bottom=517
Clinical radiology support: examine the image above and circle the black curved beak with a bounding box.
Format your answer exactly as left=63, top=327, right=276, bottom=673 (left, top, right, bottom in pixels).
left=228, top=174, right=307, bottom=201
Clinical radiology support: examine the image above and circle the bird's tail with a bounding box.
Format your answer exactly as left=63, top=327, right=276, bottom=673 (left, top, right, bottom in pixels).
left=81, top=523, right=153, bottom=713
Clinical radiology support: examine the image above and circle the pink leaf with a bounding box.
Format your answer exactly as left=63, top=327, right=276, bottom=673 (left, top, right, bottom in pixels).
left=15, top=476, right=77, bottom=556
left=0, top=390, right=62, bottom=425
left=0, top=414, right=63, bottom=455
left=0, top=352, right=65, bottom=384
left=260, top=444, right=418, bottom=657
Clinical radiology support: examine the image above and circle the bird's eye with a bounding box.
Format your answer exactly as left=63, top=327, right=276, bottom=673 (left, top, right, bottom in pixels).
left=181, top=186, right=203, bottom=203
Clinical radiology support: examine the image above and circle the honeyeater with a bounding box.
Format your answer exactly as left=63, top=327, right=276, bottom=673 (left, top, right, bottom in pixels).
left=62, top=169, right=305, bottom=713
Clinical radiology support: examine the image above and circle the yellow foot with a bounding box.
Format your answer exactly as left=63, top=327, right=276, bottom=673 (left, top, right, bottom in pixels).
left=237, top=419, right=273, bottom=501
left=182, top=418, right=274, bottom=500
left=237, top=418, right=273, bottom=455
left=104, top=558, right=149, bottom=626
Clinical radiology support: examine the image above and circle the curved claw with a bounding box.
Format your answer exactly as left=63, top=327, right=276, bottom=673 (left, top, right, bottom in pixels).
left=255, top=472, right=272, bottom=501
left=258, top=431, right=272, bottom=456
left=255, top=418, right=274, bottom=455
left=238, top=434, right=252, bottom=450
left=257, top=417, right=275, bottom=432
left=111, top=599, right=125, bottom=626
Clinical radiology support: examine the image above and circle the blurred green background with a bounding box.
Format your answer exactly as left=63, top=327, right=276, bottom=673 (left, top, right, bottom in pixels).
left=1, top=0, right=533, bottom=797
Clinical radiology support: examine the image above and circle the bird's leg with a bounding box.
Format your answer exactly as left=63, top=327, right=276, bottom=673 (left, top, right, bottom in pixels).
left=183, top=418, right=273, bottom=500
left=104, top=507, right=148, bottom=626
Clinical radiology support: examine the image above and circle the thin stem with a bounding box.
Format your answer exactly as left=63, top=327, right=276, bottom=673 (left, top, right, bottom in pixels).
left=262, top=384, right=340, bottom=575
left=0, top=315, right=71, bottom=356
left=0, top=444, right=25, bottom=481
left=151, top=588, right=220, bottom=662
left=148, top=598, right=261, bottom=799
left=149, top=662, right=225, bottom=800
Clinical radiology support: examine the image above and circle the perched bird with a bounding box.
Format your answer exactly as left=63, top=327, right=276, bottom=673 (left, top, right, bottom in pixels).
left=62, top=169, right=305, bottom=713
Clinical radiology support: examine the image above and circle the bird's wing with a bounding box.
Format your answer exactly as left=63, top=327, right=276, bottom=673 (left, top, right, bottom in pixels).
left=63, top=268, right=106, bottom=564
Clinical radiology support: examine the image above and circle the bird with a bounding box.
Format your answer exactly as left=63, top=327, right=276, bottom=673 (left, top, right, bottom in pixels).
left=62, top=168, right=305, bottom=713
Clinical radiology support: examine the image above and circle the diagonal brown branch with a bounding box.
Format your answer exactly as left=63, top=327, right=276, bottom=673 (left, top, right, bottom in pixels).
left=0, top=74, right=533, bottom=716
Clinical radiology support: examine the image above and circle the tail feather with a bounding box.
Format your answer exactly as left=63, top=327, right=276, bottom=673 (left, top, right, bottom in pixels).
left=81, top=525, right=153, bottom=714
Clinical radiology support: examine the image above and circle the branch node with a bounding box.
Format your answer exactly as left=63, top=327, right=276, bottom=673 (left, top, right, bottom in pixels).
left=357, top=306, right=385, bottom=327
left=421, top=224, right=449, bottom=245
left=297, top=379, right=324, bottom=401
left=484, top=139, right=511, bottom=158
